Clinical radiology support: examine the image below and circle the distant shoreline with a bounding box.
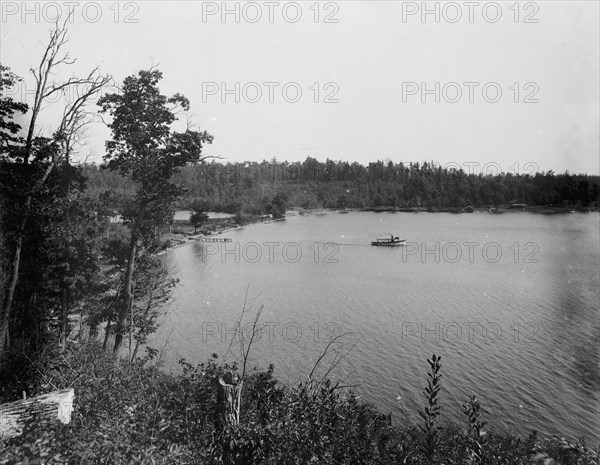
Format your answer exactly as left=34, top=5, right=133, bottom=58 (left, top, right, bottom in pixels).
left=297, top=206, right=598, bottom=214
left=155, top=215, right=285, bottom=256
left=155, top=206, right=597, bottom=256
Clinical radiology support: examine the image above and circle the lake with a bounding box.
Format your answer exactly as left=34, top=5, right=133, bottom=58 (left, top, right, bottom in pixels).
left=151, top=211, right=600, bottom=443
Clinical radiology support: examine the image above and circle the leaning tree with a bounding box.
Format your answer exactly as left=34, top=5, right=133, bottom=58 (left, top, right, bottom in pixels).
left=98, top=68, right=213, bottom=352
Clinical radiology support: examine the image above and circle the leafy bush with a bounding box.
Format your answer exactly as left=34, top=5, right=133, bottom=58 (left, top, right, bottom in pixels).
left=1, top=346, right=598, bottom=464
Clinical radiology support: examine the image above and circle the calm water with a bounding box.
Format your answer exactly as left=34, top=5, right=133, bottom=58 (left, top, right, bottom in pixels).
left=151, top=212, right=600, bottom=443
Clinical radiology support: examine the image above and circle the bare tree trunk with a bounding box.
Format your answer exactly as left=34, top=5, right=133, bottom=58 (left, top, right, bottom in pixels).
left=102, top=315, right=112, bottom=351
left=0, top=164, right=54, bottom=356
left=113, top=231, right=138, bottom=353
left=130, top=284, right=155, bottom=363
left=127, top=283, right=137, bottom=365
left=113, top=199, right=150, bottom=354
left=0, top=213, right=25, bottom=349
left=131, top=338, right=141, bottom=363
left=59, top=284, right=69, bottom=350
left=128, top=297, right=133, bottom=363
left=59, top=147, right=72, bottom=351
left=101, top=282, right=121, bottom=349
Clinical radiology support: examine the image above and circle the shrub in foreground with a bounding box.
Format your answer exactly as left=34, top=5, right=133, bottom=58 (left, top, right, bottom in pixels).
left=0, top=344, right=598, bottom=464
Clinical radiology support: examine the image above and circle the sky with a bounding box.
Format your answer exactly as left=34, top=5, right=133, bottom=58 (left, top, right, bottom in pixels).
left=1, top=1, right=599, bottom=175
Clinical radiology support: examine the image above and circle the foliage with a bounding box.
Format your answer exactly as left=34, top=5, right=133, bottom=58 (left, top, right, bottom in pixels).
left=97, top=68, right=213, bottom=352
left=190, top=209, right=209, bottom=233
left=127, top=256, right=179, bottom=362
left=0, top=64, right=29, bottom=148
left=270, top=192, right=289, bottom=219
left=82, top=159, right=600, bottom=215
left=462, top=394, right=488, bottom=463
left=419, top=354, right=442, bottom=460
left=1, top=21, right=111, bottom=358
left=1, top=346, right=598, bottom=464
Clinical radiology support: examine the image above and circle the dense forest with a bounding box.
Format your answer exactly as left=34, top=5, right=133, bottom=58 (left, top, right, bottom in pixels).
left=83, top=159, right=600, bottom=215
left=0, top=21, right=213, bottom=368
left=1, top=21, right=598, bottom=464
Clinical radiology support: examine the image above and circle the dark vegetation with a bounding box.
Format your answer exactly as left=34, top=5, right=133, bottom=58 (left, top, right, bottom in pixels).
left=1, top=347, right=597, bottom=464
left=82, top=159, right=600, bottom=215
left=1, top=21, right=598, bottom=464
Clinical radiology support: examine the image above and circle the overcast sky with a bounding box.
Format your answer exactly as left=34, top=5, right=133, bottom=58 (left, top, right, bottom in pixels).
left=2, top=1, right=599, bottom=174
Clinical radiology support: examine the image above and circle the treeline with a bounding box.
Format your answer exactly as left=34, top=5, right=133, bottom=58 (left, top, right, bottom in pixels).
left=83, top=159, right=600, bottom=214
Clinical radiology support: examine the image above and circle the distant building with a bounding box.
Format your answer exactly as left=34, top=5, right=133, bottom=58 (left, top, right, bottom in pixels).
left=109, top=212, right=123, bottom=223
left=463, top=205, right=474, bottom=213
left=508, top=200, right=528, bottom=209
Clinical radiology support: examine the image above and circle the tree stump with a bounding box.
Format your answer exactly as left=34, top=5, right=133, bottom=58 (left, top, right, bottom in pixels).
left=0, top=388, right=74, bottom=440
left=215, top=372, right=240, bottom=429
